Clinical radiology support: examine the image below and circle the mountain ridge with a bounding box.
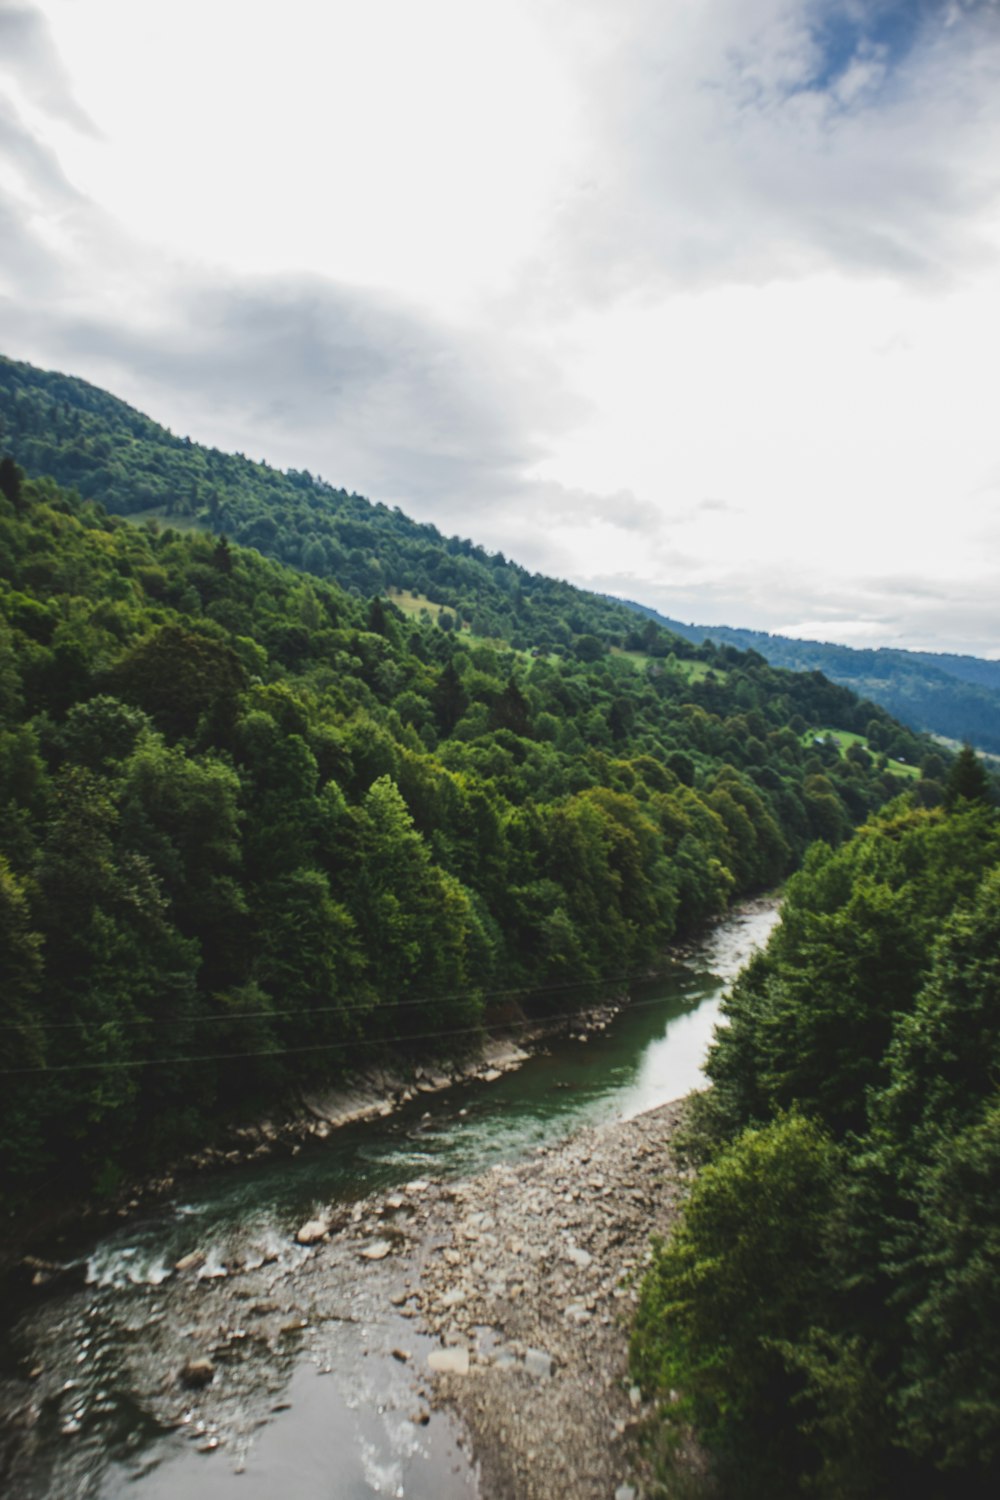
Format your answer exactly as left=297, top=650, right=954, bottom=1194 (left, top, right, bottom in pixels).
left=616, top=600, right=1000, bottom=754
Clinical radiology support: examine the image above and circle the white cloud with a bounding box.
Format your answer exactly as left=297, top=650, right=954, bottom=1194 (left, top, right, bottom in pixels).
left=3, top=0, right=1000, bottom=654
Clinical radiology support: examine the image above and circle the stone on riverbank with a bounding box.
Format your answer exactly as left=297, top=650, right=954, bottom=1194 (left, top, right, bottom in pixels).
left=428, top=1346, right=470, bottom=1375
left=180, top=1356, right=215, bottom=1389
left=295, top=1217, right=332, bottom=1246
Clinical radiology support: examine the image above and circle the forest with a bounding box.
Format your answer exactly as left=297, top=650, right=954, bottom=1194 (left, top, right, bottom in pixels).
left=0, top=451, right=939, bottom=1215
left=0, top=354, right=669, bottom=654
left=627, top=603, right=1000, bottom=755
left=632, top=763, right=1000, bottom=1498
left=5, top=352, right=996, bottom=755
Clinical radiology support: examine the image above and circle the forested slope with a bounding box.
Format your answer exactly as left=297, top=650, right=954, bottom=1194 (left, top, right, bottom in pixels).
left=0, top=461, right=934, bottom=1211
left=633, top=766, right=1000, bottom=1498
left=622, top=601, right=1000, bottom=754
left=0, top=354, right=665, bottom=653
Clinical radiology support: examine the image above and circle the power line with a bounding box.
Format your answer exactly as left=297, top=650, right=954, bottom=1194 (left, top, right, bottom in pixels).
left=0, top=989, right=720, bottom=1077
left=0, top=959, right=700, bottom=1033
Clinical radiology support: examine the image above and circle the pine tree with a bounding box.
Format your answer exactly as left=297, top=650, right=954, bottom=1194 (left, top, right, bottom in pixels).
left=945, top=744, right=992, bottom=808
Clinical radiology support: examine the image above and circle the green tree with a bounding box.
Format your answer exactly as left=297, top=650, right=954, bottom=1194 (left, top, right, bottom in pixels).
left=632, top=1114, right=842, bottom=1498
left=944, top=743, right=992, bottom=808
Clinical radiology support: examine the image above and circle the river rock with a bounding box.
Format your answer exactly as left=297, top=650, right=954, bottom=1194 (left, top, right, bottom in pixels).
left=295, top=1216, right=331, bottom=1245
left=428, top=1346, right=470, bottom=1375
left=524, top=1347, right=555, bottom=1379
left=180, top=1356, right=215, bottom=1389
left=360, top=1240, right=392, bottom=1260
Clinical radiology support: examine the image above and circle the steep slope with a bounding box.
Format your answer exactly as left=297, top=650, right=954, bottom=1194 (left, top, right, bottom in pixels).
left=4, top=352, right=988, bottom=751
left=0, top=354, right=660, bottom=654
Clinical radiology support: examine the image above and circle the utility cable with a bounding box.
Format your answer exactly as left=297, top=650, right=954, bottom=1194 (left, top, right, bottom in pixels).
left=0, top=988, right=719, bottom=1076
left=0, top=956, right=706, bottom=1032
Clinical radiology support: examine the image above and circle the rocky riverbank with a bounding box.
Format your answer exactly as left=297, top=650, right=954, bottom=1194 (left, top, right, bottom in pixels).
left=2, top=1097, right=700, bottom=1499
left=4, top=900, right=782, bottom=1495
left=2, top=1005, right=623, bottom=1276
left=403, top=1098, right=697, bottom=1498
left=306, top=1093, right=701, bottom=1499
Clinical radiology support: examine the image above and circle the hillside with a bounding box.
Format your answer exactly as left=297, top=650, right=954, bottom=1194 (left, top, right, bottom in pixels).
left=0, top=354, right=662, bottom=656
left=620, top=602, right=1000, bottom=754
left=6, top=351, right=992, bottom=755
left=0, top=448, right=940, bottom=1212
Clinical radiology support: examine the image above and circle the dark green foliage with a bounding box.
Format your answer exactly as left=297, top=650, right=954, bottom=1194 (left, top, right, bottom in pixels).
left=632, top=1114, right=842, bottom=1496
left=0, top=454, right=24, bottom=511
left=0, top=354, right=683, bottom=662
left=638, top=803, right=1000, bottom=1497
left=0, top=394, right=941, bottom=1216
left=944, top=742, right=993, bottom=808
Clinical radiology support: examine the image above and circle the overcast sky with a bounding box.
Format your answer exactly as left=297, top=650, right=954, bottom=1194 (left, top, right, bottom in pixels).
left=2, top=0, right=1000, bottom=655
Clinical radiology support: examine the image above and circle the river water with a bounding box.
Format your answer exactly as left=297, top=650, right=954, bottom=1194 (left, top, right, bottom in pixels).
left=0, top=902, right=777, bottom=1500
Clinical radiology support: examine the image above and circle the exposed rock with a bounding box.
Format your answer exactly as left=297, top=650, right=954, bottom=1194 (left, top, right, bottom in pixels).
left=359, top=1240, right=392, bottom=1261
left=523, top=1348, right=555, bottom=1379
left=428, top=1346, right=470, bottom=1375
left=179, top=1356, right=215, bottom=1389
left=295, top=1217, right=331, bottom=1246
left=406, top=1096, right=701, bottom=1499
left=174, top=1250, right=206, bottom=1274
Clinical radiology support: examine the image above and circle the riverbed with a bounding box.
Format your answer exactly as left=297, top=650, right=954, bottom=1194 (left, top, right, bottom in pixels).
left=0, top=901, right=777, bottom=1499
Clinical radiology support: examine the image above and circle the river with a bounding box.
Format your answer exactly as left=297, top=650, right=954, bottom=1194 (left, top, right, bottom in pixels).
left=0, top=901, right=777, bottom=1499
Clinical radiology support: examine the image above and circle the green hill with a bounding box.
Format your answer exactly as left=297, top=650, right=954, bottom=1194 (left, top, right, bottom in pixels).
left=619, top=601, right=1000, bottom=754
left=0, top=353, right=665, bottom=655
left=0, top=354, right=975, bottom=1213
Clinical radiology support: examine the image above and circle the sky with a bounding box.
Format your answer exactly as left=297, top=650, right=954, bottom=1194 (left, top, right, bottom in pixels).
left=1, top=0, right=1000, bottom=656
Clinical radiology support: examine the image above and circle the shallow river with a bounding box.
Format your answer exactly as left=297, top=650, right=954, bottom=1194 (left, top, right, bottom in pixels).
left=0, top=902, right=777, bottom=1499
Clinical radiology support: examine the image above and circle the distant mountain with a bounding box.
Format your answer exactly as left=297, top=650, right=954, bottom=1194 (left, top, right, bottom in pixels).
left=617, top=604, right=1000, bottom=755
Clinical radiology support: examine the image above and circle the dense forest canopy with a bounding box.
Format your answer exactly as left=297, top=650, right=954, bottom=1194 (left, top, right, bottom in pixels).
left=633, top=783, right=1000, bottom=1499
left=0, top=447, right=943, bottom=1213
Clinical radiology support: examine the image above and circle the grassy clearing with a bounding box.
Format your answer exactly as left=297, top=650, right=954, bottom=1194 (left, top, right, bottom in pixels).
left=125, top=507, right=207, bottom=534
left=387, top=588, right=468, bottom=627
left=610, top=648, right=727, bottom=684
left=804, top=728, right=921, bottom=779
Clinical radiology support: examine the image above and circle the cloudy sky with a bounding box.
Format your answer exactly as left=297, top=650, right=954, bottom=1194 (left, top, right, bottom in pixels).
left=2, top=0, right=1000, bottom=655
